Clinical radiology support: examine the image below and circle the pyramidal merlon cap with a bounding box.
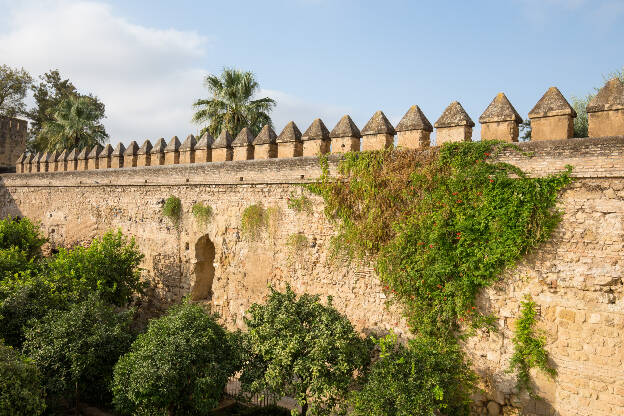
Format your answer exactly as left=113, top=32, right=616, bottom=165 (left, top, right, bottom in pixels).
left=151, top=138, right=166, bottom=153
left=395, top=106, right=433, bottom=132
left=100, top=144, right=114, bottom=156
left=196, top=132, right=215, bottom=149
left=124, top=141, right=139, bottom=155
left=587, top=78, right=624, bottom=113
left=254, top=125, right=278, bottom=145
left=47, top=150, right=59, bottom=162
left=112, top=142, right=126, bottom=157
left=88, top=145, right=103, bottom=159
left=276, top=121, right=302, bottom=143
left=16, top=153, right=27, bottom=164
left=302, top=119, right=330, bottom=141
left=479, top=93, right=523, bottom=124
left=330, top=115, right=362, bottom=138
left=529, top=87, right=576, bottom=118
left=165, top=136, right=181, bottom=151
left=138, top=140, right=153, bottom=155
left=362, top=111, right=396, bottom=135
left=434, top=101, right=475, bottom=128
left=232, top=127, right=255, bottom=147
left=58, top=149, right=69, bottom=160
left=180, top=134, right=196, bottom=151
left=77, top=147, right=89, bottom=159
left=67, top=148, right=78, bottom=160
left=213, top=130, right=233, bottom=148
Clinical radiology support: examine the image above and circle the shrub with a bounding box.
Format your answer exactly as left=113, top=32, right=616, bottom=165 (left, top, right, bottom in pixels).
left=287, top=193, right=312, bottom=213
left=286, top=233, right=308, bottom=251
left=0, top=246, right=36, bottom=282
left=0, top=217, right=46, bottom=260
left=241, top=203, right=268, bottom=240
left=162, top=195, right=182, bottom=227
left=23, top=295, right=134, bottom=408
left=241, top=286, right=371, bottom=416
left=508, top=295, right=556, bottom=396
left=46, top=229, right=145, bottom=306
left=0, top=341, right=46, bottom=416
left=112, top=301, right=241, bottom=416
left=192, top=202, right=213, bottom=226
left=350, top=333, right=475, bottom=416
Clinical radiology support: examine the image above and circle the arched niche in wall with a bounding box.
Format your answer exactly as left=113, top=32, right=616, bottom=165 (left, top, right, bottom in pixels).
left=191, top=234, right=215, bottom=300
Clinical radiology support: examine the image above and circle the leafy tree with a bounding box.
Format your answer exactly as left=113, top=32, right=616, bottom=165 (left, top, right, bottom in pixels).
left=0, top=340, right=46, bottom=416
left=46, top=229, right=145, bottom=306
left=23, top=295, right=135, bottom=409
left=350, top=333, right=475, bottom=416
left=0, top=65, right=33, bottom=118
left=26, top=70, right=107, bottom=152
left=40, top=95, right=108, bottom=151
left=192, top=68, right=276, bottom=137
left=112, top=301, right=240, bottom=416
left=0, top=217, right=46, bottom=260
left=240, top=286, right=371, bottom=416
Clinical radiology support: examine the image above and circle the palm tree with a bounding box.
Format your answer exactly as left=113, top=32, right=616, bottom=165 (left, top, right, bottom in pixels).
left=40, top=95, right=108, bottom=151
left=192, top=68, right=276, bottom=137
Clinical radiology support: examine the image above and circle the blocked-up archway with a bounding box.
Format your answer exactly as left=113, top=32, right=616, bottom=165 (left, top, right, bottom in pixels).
left=191, top=235, right=215, bottom=300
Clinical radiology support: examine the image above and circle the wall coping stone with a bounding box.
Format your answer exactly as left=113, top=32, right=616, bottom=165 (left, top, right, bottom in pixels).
left=213, top=130, right=233, bottom=149
left=254, top=125, right=278, bottom=145
left=330, top=115, right=362, bottom=138
left=276, top=121, right=302, bottom=143
left=587, top=78, right=624, bottom=113
left=361, top=110, right=396, bottom=135
left=529, top=86, right=577, bottom=119
left=195, top=132, right=214, bottom=150
left=396, top=105, right=433, bottom=132
left=301, top=119, right=330, bottom=142
left=479, top=93, right=523, bottom=124
left=435, top=101, right=475, bottom=128
left=137, top=140, right=153, bottom=155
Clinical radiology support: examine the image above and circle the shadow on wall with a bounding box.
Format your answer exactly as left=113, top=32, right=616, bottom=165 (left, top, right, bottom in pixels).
left=191, top=234, right=215, bottom=301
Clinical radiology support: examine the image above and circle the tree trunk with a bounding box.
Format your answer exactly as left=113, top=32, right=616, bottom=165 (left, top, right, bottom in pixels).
left=301, top=401, right=308, bottom=416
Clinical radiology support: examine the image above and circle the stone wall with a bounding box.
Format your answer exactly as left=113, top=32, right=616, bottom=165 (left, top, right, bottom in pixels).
left=0, top=116, right=27, bottom=170
left=1, top=137, right=624, bottom=416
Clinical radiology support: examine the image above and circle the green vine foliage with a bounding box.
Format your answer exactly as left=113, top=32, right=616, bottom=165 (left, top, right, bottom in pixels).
left=508, top=295, right=557, bottom=396
left=241, top=204, right=268, bottom=241
left=287, top=193, right=312, bottom=214
left=192, top=202, right=213, bottom=226
left=162, top=196, right=182, bottom=227
left=307, top=141, right=571, bottom=340
left=286, top=233, right=308, bottom=251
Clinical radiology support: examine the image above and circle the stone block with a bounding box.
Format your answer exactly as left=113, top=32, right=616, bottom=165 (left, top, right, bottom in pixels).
left=436, top=126, right=473, bottom=145
left=302, top=139, right=329, bottom=157
left=331, top=137, right=360, bottom=153
left=254, top=143, right=277, bottom=159
left=361, top=133, right=394, bottom=151
left=277, top=142, right=302, bottom=158
left=530, top=115, right=574, bottom=141
left=397, top=130, right=431, bottom=149
left=588, top=109, right=624, bottom=138
left=233, top=146, right=253, bottom=161
left=212, top=148, right=232, bottom=162
left=480, top=121, right=519, bottom=143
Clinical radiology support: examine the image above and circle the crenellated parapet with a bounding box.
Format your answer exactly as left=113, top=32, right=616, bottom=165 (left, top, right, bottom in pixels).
left=14, top=78, right=624, bottom=174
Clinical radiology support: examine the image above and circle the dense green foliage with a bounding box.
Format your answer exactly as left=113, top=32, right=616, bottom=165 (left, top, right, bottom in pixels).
left=0, top=341, right=46, bottom=416
left=350, top=333, right=475, bottom=416
left=40, top=94, right=108, bottom=151
left=508, top=295, right=556, bottom=396
left=192, top=202, right=214, bottom=226
left=112, top=301, right=241, bottom=416
left=308, top=142, right=571, bottom=339
left=47, top=230, right=145, bottom=306
left=0, top=65, right=33, bottom=118
left=0, top=217, right=46, bottom=262
left=240, top=203, right=268, bottom=241
left=287, top=193, right=312, bottom=213
left=23, top=296, right=134, bottom=407
left=26, top=70, right=108, bottom=152
left=192, top=68, right=276, bottom=138
left=241, top=286, right=371, bottom=416
left=162, top=195, right=183, bottom=227
left=0, top=228, right=143, bottom=347
left=211, top=403, right=290, bottom=416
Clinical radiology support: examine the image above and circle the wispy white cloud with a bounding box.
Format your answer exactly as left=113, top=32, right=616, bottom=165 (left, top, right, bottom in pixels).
left=0, top=0, right=335, bottom=144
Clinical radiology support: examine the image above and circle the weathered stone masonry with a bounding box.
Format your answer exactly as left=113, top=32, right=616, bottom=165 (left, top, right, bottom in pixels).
left=1, top=136, right=624, bottom=416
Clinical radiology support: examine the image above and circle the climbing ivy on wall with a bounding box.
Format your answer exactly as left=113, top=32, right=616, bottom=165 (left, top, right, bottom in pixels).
left=307, top=141, right=571, bottom=342
left=162, top=196, right=182, bottom=228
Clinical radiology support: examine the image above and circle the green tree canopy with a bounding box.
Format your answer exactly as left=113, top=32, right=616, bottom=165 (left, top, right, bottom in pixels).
left=23, top=295, right=135, bottom=409
left=0, top=341, right=46, bottom=416
left=349, top=334, right=475, bottom=416
left=112, top=301, right=241, bottom=416
left=26, top=70, right=108, bottom=152
left=240, top=286, right=371, bottom=416
left=40, top=95, right=108, bottom=151
left=0, top=65, right=33, bottom=118
left=192, top=68, right=276, bottom=138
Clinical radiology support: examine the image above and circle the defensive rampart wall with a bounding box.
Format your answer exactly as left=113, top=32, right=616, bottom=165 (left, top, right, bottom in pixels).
left=1, top=136, right=624, bottom=416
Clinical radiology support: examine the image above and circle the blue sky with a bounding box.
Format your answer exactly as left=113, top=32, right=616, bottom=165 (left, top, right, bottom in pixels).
left=1, top=0, right=622, bottom=143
